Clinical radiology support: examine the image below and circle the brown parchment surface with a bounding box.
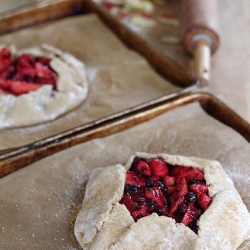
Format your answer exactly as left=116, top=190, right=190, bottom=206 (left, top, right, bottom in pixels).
left=0, top=1, right=250, bottom=249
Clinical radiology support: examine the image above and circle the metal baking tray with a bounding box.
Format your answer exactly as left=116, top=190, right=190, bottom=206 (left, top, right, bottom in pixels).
left=0, top=0, right=249, bottom=176
left=1, top=90, right=250, bottom=178
left=0, top=0, right=193, bottom=86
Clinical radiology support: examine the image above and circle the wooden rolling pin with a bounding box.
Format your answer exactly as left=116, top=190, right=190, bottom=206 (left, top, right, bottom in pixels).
left=180, top=0, right=220, bottom=85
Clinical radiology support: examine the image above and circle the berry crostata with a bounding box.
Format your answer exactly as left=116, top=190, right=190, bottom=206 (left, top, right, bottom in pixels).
left=0, top=44, right=88, bottom=129
left=74, top=152, right=250, bottom=250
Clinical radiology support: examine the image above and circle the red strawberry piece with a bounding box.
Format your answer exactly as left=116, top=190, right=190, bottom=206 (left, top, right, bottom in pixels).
left=172, top=165, right=204, bottom=182
left=13, top=68, right=37, bottom=81
left=0, top=89, right=9, bottom=94
left=167, top=186, right=175, bottom=195
left=145, top=187, right=166, bottom=207
left=37, top=56, right=51, bottom=65
left=152, top=176, right=160, bottom=182
left=35, top=62, right=51, bottom=77
left=125, top=171, right=145, bottom=187
left=35, top=62, right=57, bottom=88
left=15, top=54, right=37, bottom=82
left=16, top=54, right=36, bottom=69
left=169, top=178, right=188, bottom=213
left=0, top=79, right=12, bottom=90
left=163, top=176, right=175, bottom=186
left=189, top=183, right=209, bottom=194
left=196, top=193, right=212, bottom=210
left=0, top=47, right=11, bottom=58
left=158, top=205, right=170, bottom=217
left=0, top=47, right=12, bottom=73
left=11, top=81, right=42, bottom=95
left=147, top=158, right=168, bottom=177
left=131, top=204, right=148, bottom=221
left=181, top=203, right=202, bottom=226
left=134, top=160, right=151, bottom=176
left=1, top=80, right=42, bottom=96
left=120, top=194, right=136, bottom=212
left=11, top=72, right=25, bottom=81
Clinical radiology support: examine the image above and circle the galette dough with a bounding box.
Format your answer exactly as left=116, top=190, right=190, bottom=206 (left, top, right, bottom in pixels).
left=0, top=44, right=88, bottom=130
left=74, top=152, right=250, bottom=250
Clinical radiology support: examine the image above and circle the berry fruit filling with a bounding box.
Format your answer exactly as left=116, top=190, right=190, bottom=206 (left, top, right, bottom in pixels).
left=120, top=156, right=212, bottom=233
left=0, top=47, right=58, bottom=96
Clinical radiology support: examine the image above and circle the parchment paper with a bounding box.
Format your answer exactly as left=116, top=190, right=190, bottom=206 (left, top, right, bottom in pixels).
left=0, top=1, right=250, bottom=249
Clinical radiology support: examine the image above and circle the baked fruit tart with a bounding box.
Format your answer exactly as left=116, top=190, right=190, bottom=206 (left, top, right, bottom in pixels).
left=0, top=44, right=88, bottom=129
left=74, top=152, right=250, bottom=250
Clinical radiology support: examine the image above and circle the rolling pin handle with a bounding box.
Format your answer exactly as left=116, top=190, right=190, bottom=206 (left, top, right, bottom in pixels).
left=180, top=0, right=219, bottom=83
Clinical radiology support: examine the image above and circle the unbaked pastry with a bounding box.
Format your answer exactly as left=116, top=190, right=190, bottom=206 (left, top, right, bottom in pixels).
left=0, top=44, right=88, bottom=129
left=74, top=152, right=250, bottom=250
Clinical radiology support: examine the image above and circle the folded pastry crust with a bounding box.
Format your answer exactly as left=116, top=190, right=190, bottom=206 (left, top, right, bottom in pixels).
left=74, top=153, right=250, bottom=250
left=0, top=44, right=88, bottom=129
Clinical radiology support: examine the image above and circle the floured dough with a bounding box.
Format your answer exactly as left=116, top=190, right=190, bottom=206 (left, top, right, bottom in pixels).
left=0, top=44, right=88, bottom=129
left=74, top=152, right=250, bottom=250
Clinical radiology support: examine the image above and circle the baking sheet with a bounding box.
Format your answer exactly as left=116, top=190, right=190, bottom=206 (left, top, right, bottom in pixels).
left=0, top=14, right=179, bottom=150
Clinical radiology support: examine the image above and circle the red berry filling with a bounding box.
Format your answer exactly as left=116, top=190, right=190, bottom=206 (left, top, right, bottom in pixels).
left=0, top=47, right=58, bottom=96
left=119, top=156, right=212, bottom=233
